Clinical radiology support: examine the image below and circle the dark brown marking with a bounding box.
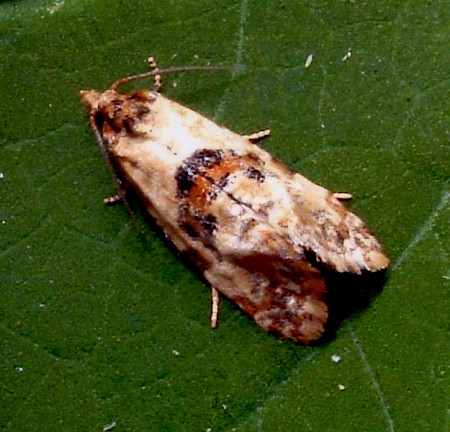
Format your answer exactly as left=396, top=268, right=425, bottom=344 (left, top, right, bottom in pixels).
left=175, top=149, right=224, bottom=197
left=245, top=166, right=265, bottom=182
left=196, top=212, right=218, bottom=235
left=95, top=91, right=152, bottom=136
left=217, top=173, right=230, bottom=189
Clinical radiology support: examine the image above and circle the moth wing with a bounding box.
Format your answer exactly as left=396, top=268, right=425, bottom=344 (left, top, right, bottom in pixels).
left=284, top=171, right=390, bottom=273
left=205, top=215, right=329, bottom=343
left=180, top=160, right=329, bottom=343
left=215, top=144, right=389, bottom=274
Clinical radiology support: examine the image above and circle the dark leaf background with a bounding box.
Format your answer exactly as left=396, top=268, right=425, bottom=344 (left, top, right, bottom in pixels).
left=1, top=1, right=448, bottom=431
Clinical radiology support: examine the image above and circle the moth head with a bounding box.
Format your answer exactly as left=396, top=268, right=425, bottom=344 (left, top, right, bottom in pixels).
left=80, top=89, right=101, bottom=112
left=80, top=89, right=153, bottom=136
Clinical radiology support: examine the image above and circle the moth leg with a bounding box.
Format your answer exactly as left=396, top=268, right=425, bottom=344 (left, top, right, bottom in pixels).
left=243, top=129, right=271, bottom=142
left=103, top=186, right=144, bottom=233
left=210, top=287, right=220, bottom=328
left=103, top=188, right=127, bottom=205
left=147, top=56, right=162, bottom=92
left=333, top=192, right=353, bottom=201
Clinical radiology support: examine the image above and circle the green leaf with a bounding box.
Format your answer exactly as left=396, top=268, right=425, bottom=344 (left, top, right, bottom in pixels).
left=1, top=1, right=448, bottom=430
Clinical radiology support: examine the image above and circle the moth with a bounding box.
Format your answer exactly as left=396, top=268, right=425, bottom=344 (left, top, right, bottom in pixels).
left=80, top=57, right=389, bottom=343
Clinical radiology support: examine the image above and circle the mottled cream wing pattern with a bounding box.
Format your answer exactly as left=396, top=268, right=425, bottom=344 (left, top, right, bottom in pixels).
left=81, top=60, right=388, bottom=343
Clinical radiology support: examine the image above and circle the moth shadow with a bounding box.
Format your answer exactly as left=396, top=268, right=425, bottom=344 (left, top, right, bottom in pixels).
left=317, top=269, right=389, bottom=345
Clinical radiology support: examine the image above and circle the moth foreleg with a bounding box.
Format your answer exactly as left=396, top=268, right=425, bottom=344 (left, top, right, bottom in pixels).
left=103, top=184, right=129, bottom=205
left=103, top=192, right=125, bottom=205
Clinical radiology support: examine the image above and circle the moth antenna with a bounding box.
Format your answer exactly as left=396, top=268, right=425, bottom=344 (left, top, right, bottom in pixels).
left=110, top=57, right=233, bottom=91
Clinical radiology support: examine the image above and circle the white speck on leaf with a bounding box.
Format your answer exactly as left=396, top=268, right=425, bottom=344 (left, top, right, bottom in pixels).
left=342, top=49, right=352, bottom=62
left=103, top=421, right=116, bottom=431
left=331, top=354, right=341, bottom=363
